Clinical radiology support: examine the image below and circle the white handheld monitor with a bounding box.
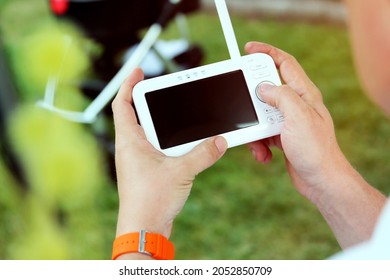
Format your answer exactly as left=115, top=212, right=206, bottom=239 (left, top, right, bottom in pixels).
left=133, top=53, right=283, bottom=156
left=133, top=0, right=284, bottom=156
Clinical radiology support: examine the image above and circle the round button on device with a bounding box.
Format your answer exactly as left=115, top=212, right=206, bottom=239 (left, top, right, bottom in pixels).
left=255, top=81, right=276, bottom=103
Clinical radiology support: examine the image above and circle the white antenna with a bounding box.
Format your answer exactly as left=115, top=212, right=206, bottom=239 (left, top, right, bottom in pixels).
left=215, top=0, right=241, bottom=60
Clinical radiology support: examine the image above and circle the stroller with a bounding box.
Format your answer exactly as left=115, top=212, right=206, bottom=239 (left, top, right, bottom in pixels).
left=50, top=0, right=202, bottom=80
left=42, top=0, right=204, bottom=123
left=45, top=0, right=205, bottom=175
left=0, top=0, right=204, bottom=183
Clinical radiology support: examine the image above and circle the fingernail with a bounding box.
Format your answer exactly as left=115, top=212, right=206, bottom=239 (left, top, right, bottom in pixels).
left=245, top=42, right=254, bottom=49
left=215, top=137, right=228, bottom=154
left=259, top=83, right=275, bottom=93
left=251, top=148, right=257, bottom=160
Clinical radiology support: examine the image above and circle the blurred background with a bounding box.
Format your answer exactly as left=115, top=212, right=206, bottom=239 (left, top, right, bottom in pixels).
left=1, top=0, right=390, bottom=260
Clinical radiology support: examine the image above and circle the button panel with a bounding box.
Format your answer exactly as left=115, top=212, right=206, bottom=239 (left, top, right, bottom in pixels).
left=255, top=81, right=276, bottom=103
left=246, top=59, right=284, bottom=126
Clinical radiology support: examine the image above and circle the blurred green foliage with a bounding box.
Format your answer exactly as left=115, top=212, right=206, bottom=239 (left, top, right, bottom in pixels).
left=0, top=0, right=115, bottom=259
left=1, top=0, right=389, bottom=260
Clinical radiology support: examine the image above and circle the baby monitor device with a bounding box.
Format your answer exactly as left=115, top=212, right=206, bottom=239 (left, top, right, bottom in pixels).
left=133, top=0, right=284, bottom=156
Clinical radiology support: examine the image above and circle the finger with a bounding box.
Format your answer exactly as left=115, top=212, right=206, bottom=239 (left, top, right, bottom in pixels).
left=112, top=68, right=144, bottom=127
left=179, top=136, right=227, bottom=176
left=116, top=68, right=144, bottom=103
left=258, top=83, right=309, bottom=121
left=245, top=42, right=322, bottom=105
left=248, top=141, right=273, bottom=164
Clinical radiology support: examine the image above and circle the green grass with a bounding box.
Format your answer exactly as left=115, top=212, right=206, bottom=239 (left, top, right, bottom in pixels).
left=1, top=0, right=390, bottom=260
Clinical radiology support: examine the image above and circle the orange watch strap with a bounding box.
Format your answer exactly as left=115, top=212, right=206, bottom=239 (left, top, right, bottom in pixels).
left=112, top=230, right=174, bottom=260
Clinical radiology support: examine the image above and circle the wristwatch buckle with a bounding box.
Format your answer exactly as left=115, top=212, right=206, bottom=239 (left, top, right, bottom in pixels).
left=138, top=230, right=152, bottom=256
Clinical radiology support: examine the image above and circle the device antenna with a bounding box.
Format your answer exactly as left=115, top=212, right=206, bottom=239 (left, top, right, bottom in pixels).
left=215, top=0, right=241, bottom=59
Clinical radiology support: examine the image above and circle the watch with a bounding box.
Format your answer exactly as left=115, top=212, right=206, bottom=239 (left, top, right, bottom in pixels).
left=112, top=230, right=174, bottom=260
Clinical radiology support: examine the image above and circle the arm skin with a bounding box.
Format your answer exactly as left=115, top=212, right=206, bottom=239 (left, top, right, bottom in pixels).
left=111, top=69, right=227, bottom=259
left=245, top=42, right=387, bottom=249
left=112, top=38, right=387, bottom=258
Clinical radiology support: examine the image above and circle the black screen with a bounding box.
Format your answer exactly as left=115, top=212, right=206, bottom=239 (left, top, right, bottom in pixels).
left=146, top=70, right=259, bottom=149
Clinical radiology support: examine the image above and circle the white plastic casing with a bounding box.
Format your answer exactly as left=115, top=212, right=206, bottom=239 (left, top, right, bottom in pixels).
left=133, top=53, right=284, bottom=157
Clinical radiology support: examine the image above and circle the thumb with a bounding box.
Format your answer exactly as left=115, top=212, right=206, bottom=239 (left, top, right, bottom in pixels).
left=258, top=83, right=306, bottom=117
left=179, top=136, right=227, bottom=176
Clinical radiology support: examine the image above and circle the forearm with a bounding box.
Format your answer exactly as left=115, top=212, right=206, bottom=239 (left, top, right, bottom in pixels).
left=115, top=199, right=173, bottom=239
left=311, top=158, right=387, bottom=249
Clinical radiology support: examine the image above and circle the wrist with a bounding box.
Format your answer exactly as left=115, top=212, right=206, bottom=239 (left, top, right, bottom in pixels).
left=309, top=158, right=357, bottom=206
left=116, top=202, right=173, bottom=239
left=295, top=146, right=352, bottom=205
